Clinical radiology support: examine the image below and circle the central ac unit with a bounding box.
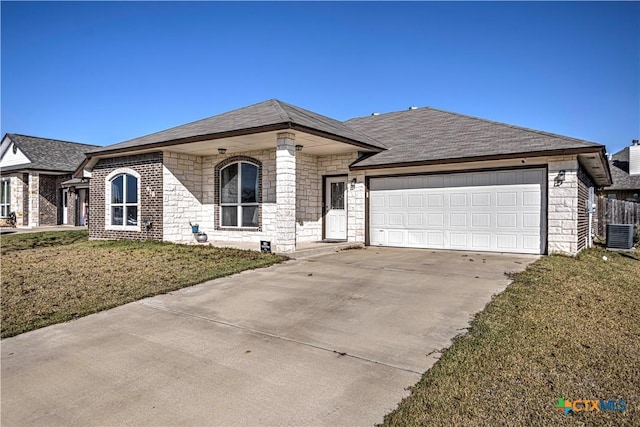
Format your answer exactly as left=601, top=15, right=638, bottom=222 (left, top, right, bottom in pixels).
left=606, top=224, right=635, bottom=250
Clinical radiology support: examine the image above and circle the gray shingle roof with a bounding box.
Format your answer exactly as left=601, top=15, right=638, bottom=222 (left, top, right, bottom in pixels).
left=602, top=147, right=640, bottom=190
left=347, top=107, right=604, bottom=168
left=1, top=134, right=99, bottom=173
left=89, top=99, right=386, bottom=154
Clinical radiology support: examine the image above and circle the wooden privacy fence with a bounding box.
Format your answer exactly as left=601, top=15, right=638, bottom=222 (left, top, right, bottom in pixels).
left=596, top=197, right=640, bottom=236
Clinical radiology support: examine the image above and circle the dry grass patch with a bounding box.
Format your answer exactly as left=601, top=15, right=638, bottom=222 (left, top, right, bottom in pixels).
left=1, top=232, right=286, bottom=338
left=381, top=248, right=640, bottom=426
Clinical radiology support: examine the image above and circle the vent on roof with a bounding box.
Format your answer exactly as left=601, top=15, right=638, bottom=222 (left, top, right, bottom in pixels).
left=606, top=224, right=635, bottom=250
left=630, top=139, right=640, bottom=176
left=409, top=106, right=418, bottom=110
left=371, top=112, right=380, bottom=116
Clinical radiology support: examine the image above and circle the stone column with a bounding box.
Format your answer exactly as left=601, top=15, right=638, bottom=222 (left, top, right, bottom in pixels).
left=275, top=132, right=296, bottom=253
left=547, top=157, right=579, bottom=255
left=28, top=173, right=39, bottom=227
left=347, top=171, right=366, bottom=242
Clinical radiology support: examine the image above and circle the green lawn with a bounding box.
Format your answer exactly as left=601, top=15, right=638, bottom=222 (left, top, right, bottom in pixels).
left=380, top=248, right=640, bottom=426
left=1, top=231, right=286, bottom=338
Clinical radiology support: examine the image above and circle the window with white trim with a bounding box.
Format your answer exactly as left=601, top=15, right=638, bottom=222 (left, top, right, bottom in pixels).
left=220, top=162, right=259, bottom=227
left=0, top=179, right=10, bottom=218
left=110, top=173, right=138, bottom=226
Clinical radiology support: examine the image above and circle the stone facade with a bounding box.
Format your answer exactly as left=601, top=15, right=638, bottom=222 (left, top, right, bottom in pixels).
left=89, top=152, right=163, bottom=240
left=88, top=144, right=596, bottom=256
left=547, top=156, right=580, bottom=255
left=159, top=143, right=361, bottom=251
left=1, top=172, right=74, bottom=227
left=295, top=152, right=321, bottom=242
left=275, top=133, right=297, bottom=252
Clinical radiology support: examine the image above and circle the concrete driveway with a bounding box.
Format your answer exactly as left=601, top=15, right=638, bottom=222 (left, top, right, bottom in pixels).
left=1, top=247, right=537, bottom=426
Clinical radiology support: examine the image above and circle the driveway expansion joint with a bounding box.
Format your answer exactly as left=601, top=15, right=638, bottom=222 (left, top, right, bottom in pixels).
left=140, top=301, right=422, bottom=375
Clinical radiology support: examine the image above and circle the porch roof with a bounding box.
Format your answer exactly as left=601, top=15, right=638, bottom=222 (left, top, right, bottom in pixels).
left=87, top=99, right=387, bottom=157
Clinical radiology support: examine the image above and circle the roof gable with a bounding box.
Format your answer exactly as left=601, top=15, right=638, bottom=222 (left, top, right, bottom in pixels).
left=89, top=99, right=386, bottom=155
left=0, top=134, right=99, bottom=173
left=0, top=135, right=32, bottom=168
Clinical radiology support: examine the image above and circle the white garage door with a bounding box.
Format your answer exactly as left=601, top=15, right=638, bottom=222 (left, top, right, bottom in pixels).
left=369, top=169, right=546, bottom=254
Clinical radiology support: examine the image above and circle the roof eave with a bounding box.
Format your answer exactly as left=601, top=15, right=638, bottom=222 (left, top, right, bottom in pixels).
left=86, top=122, right=385, bottom=160
left=350, top=146, right=608, bottom=171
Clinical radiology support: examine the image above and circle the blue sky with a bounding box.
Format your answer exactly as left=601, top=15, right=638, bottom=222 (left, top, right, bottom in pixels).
left=2, top=1, right=638, bottom=154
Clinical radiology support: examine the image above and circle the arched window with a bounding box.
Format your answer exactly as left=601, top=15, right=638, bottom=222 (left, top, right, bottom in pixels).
left=220, top=161, right=259, bottom=227
left=110, top=173, right=138, bottom=226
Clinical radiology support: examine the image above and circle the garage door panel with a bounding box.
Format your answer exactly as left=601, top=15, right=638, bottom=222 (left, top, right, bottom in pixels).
left=388, top=195, right=403, bottom=208
left=523, top=235, right=540, bottom=250
left=450, top=213, right=467, bottom=228
left=369, top=170, right=545, bottom=254
left=449, top=233, right=468, bottom=247
left=523, top=191, right=540, bottom=206
left=497, top=213, right=517, bottom=228
left=522, top=213, right=540, bottom=228
left=449, top=193, right=467, bottom=206
left=471, top=234, right=491, bottom=248
left=407, top=194, right=424, bottom=207
left=497, top=234, right=518, bottom=250
left=370, top=213, right=385, bottom=227
left=407, top=231, right=425, bottom=245
left=497, top=192, right=517, bottom=207
left=427, top=213, right=444, bottom=227
left=427, top=232, right=444, bottom=246
left=427, top=194, right=444, bottom=207
left=471, top=192, right=491, bottom=207
left=388, top=213, right=403, bottom=226
left=471, top=213, right=491, bottom=228
left=407, top=213, right=424, bottom=226
left=388, top=230, right=404, bottom=245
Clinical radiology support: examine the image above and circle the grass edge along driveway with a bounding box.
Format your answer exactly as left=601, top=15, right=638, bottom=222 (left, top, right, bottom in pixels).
left=1, top=231, right=286, bottom=338
left=380, top=248, right=639, bottom=426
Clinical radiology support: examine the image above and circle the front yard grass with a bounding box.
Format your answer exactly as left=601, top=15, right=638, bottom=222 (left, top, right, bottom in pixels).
left=1, top=231, right=286, bottom=338
left=381, top=248, right=640, bottom=426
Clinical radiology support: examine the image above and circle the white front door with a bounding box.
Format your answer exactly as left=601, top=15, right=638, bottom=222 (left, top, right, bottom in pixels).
left=62, top=189, right=68, bottom=225
left=325, top=176, right=347, bottom=240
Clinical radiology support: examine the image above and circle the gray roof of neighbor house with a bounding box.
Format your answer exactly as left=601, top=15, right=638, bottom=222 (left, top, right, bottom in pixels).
left=347, top=107, right=606, bottom=169
left=88, top=99, right=386, bottom=155
left=602, top=147, right=640, bottom=191
left=1, top=134, right=99, bottom=173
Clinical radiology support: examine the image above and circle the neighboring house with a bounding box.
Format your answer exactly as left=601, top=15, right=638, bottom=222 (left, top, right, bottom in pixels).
left=77, top=99, right=612, bottom=255
left=599, top=140, right=640, bottom=202
left=0, top=134, right=99, bottom=227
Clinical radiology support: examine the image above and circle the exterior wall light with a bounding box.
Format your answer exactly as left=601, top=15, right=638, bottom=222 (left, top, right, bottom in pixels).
left=554, top=170, right=566, bottom=186
left=350, top=178, right=357, bottom=190
left=218, top=148, right=227, bottom=155
left=295, top=145, right=303, bottom=152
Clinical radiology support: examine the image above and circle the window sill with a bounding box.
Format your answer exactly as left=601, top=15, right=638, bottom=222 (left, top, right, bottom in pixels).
left=106, top=225, right=142, bottom=232
left=216, top=227, right=261, bottom=232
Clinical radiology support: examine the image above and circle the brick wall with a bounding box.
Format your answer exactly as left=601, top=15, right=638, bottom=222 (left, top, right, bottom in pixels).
left=38, top=175, right=58, bottom=225
left=36, top=174, right=71, bottom=225
left=90, top=152, right=163, bottom=240
left=577, top=166, right=594, bottom=251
